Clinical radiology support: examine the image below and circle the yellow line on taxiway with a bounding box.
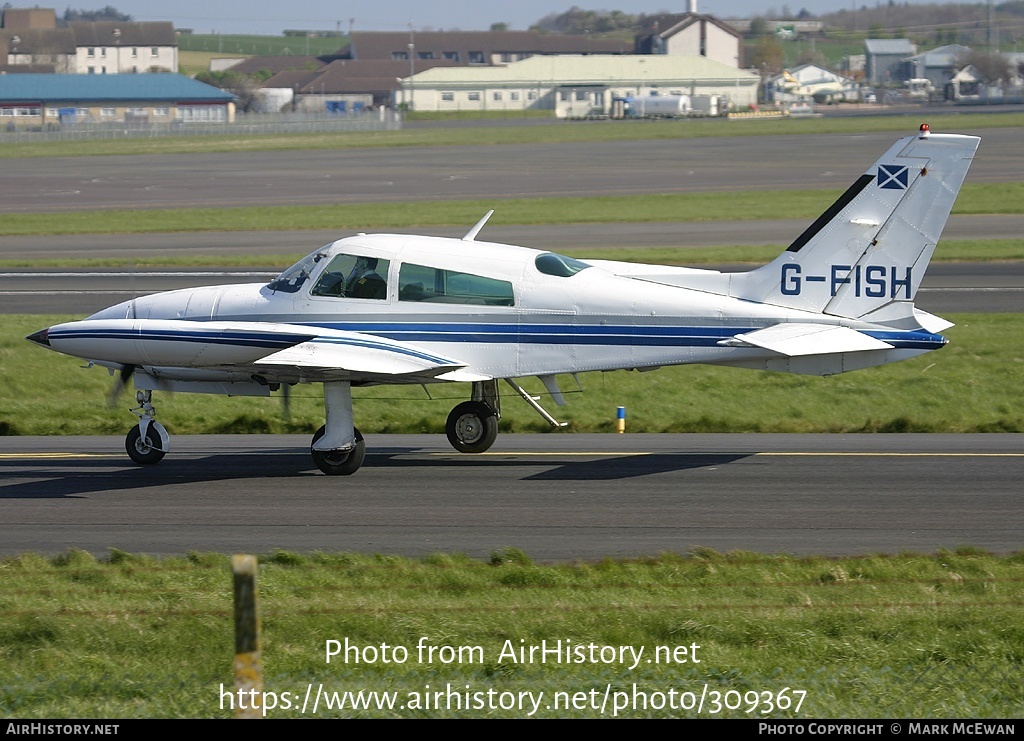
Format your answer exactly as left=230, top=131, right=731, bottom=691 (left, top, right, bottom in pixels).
left=436, top=451, right=1024, bottom=458
left=0, top=453, right=118, bottom=459
left=4, top=451, right=1021, bottom=461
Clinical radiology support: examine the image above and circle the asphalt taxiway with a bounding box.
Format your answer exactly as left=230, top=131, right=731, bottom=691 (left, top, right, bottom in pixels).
left=1, top=434, right=1020, bottom=560
left=1, top=128, right=1019, bottom=213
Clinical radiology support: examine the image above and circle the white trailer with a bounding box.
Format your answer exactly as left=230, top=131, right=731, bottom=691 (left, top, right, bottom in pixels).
left=689, top=94, right=726, bottom=116
left=631, top=95, right=690, bottom=118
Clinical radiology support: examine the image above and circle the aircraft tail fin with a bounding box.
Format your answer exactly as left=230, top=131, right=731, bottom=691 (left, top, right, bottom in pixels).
left=728, top=126, right=979, bottom=321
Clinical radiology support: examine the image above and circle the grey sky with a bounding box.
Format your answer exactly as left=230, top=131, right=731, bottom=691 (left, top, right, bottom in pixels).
left=107, top=1, right=924, bottom=35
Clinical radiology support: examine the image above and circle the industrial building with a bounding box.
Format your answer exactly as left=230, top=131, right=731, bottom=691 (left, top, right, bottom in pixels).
left=394, top=54, right=759, bottom=117
left=0, top=74, right=235, bottom=128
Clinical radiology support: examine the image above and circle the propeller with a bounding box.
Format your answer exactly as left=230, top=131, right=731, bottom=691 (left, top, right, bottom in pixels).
left=107, top=363, right=136, bottom=407
left=281, top=383, right=291, bottom=420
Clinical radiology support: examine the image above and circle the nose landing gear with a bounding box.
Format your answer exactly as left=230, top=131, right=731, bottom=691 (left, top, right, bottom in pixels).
left=125, top=390, right=169, bottom=465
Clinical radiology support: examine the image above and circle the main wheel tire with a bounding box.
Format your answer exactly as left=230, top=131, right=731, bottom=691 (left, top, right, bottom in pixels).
left=125, top=426, right=166, bottom=465
left=310, top=425, right=365, bottom=475
left=445, top=401, right=498, bottom=454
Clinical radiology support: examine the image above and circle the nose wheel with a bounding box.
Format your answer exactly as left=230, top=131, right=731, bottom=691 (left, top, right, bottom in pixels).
left=125, top=389, right=169, bottom=465
left=445, top=401, right=498, bottom=453
left=125, top=424, right=167, bottom=465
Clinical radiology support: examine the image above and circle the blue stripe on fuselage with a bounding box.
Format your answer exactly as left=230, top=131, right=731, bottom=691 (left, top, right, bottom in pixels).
left=49, top=327, right=312, bottom=350
left=305, top=322, right=948, bottom=351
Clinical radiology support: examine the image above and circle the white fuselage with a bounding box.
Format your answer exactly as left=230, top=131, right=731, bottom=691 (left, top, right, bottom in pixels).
left=73, top=233, right=939, bottom=386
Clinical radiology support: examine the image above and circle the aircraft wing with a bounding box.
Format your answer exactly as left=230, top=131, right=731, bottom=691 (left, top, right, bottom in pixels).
left=720, top=323, right=893, bottom=357
left=254, top=330, right=466, bottom=378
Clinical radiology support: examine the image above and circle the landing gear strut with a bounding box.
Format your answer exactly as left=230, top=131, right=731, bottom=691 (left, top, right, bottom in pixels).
left=312, top=380, right=365, bottom=475
left=125, top=390, right=169, bottom=465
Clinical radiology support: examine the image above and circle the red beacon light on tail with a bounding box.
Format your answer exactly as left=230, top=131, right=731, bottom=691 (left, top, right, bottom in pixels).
left=919, top=123, right=931, bottom=138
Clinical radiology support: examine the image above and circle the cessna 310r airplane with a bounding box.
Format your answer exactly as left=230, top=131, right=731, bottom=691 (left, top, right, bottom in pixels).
left=27, top=125, right=978, bottom=475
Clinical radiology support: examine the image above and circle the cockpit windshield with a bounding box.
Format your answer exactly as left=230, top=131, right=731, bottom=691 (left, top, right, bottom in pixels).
left=266, top=248, right=329, bottom=293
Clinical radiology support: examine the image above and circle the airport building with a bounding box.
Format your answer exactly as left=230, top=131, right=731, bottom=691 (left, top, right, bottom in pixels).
left=394, top=54, right=759, bottom=116
left=0, top=74, right=235, bottom=128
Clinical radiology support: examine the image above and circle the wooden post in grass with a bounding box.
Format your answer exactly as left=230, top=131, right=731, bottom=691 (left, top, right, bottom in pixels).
left=232, top=554, right=262, bottom=718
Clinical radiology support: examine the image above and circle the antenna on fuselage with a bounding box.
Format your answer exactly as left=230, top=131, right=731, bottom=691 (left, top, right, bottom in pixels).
left=462, top=210, right=494, bottom=242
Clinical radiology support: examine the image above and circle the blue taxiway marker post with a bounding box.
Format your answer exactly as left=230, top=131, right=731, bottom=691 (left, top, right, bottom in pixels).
left=616, top=406, right=626, bottom=433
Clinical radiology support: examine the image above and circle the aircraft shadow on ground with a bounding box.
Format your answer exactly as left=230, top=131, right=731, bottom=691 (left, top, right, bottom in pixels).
left=0, top=450, right=754, bottom=497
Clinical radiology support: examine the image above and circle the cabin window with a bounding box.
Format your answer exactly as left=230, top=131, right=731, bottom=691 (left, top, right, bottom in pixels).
left=535, top=252, right=591, bottom=277
left=310, top=253, right=389, bottom=300
left=398, top=263, right=514, bottom=306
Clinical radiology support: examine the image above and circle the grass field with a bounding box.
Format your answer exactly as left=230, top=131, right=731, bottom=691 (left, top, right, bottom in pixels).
left=178, top=50, right=251, bottom=77
left=5, top=313, right=1022, bottom=436
left=1, top=111, right=1021, bottom=160
left=0, top=183, right=1019, bottom=240
left=177, top=33, right=347, bottom=57
left=1, top=548, right=1021, bottom=718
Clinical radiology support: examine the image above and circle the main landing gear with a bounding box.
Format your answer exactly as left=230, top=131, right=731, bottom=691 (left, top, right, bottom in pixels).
left=312, top=380, right=364, bottom=475
left=446, top=401, right=498, bottom=453
left=443, top=378, right=567, bottom=455
left=445, top=380, right=501, bottom=453
left=125, top=390, right=169, bottom=465
left=311, top=425, right=365, bottom=475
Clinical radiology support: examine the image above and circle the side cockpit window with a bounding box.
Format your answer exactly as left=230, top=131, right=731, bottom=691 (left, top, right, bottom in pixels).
left=398, top=263, right=514, bottom=306
left=310, top=253, right=390, bottom=300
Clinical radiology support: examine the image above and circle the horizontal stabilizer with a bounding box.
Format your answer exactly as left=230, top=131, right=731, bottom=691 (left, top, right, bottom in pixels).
left=912, top=307, right=954, bottom=334
left=720, top=323, right=893, bottom=357
left=856, top=301, right=954, bottom=333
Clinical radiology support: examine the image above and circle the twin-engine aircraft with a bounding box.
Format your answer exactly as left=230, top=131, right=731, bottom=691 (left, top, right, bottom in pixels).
left=27, top=125, right=979, bottom=475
